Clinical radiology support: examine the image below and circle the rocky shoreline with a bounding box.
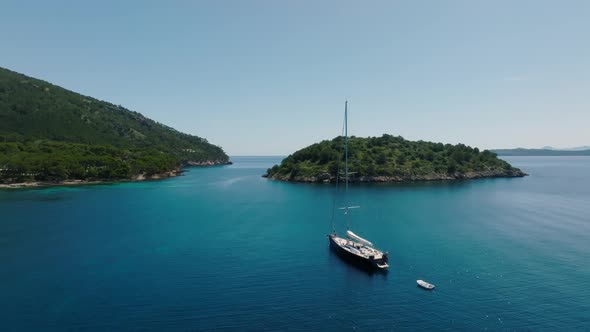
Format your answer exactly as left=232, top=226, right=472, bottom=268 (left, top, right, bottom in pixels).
left=0, top=160, right=233, bottom=189
left=263, top=168, right=528, bottom=183
left=183, top=160, right=233, bottom=167
left=0, top=169, right=184, bottom=189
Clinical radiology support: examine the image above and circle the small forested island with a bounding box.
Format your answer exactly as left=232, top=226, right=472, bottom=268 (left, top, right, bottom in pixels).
left=264, top=135, right=526, bottom=183
left=0, top=67, right=230, bottom=188
left=492, top=148, right=590, bottom=156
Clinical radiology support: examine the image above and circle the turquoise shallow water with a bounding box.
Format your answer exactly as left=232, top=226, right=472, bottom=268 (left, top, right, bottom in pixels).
left=1, top=156, right=589, bottom=331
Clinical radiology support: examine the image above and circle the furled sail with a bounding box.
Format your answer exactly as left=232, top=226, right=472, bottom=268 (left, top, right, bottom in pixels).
left=346, top=230, right=374, bottom=247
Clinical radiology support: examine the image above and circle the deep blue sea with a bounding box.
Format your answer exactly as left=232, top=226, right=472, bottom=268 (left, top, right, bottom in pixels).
left=1, top=156, right=589, bottom=331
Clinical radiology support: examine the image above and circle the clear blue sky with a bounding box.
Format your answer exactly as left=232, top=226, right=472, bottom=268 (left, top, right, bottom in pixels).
left=2, top=1, right=588, bottom=155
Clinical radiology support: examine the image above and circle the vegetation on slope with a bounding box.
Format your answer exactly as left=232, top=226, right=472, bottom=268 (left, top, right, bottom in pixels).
left=265, top=135, right=526, bottom=182
left=0, top=141, right=178, bottom=183
left=0, top=67, right=229, bottom=183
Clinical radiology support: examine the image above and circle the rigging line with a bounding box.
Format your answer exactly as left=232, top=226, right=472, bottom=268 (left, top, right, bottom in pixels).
left=330, top=104, right=347, bottom=234
left=344, top=101, right=351, bottom=230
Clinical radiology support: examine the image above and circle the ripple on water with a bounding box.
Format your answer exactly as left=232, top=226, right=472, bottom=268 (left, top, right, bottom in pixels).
left=0, top=156, right=589, bottom=330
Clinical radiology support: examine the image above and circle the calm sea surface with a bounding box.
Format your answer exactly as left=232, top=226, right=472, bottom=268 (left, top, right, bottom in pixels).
left=1, top=156, right=589, bottom=331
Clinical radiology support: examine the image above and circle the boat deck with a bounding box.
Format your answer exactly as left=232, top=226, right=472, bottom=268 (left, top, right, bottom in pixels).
left=333, top=236, right=385, bottom=259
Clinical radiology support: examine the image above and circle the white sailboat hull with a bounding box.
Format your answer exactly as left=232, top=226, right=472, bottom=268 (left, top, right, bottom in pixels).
left=417, top=280, right=435, bottom=290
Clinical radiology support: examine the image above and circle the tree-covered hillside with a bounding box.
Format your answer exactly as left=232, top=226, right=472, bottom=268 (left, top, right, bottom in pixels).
left=265, top=135, right=526, bottom=182
left=0, top=67, right=229, bottom=184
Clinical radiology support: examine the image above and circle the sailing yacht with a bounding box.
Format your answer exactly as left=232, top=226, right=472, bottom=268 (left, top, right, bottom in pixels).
left=328, top=101, right=389, bottom=270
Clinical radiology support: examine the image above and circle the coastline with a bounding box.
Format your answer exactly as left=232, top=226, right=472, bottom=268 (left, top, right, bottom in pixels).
left=263, top=169, right=528, bottom=183
left=0, top=160, right=233, bottom=189
left=0, top=169, right=183, bottom=190
left=183, top=160, right=233, bottom=167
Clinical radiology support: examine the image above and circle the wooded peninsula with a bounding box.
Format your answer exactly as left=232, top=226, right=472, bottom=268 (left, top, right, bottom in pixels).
left=0, top=67, right=230, bottom=187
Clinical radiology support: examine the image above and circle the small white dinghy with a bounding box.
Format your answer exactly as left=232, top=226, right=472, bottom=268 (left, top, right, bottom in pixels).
left=417, top=280, right=435, bottom=290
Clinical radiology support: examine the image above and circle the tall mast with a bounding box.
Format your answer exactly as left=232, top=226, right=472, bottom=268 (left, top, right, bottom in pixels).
left=344, top=101, right=350, bottom=230
left=344, top=100, right=348, bottom=193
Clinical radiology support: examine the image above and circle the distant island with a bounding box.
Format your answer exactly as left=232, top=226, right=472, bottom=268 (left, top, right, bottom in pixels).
left=492, top=148, right=590, bottom=156
left=264, top=135, right=526, bottom=183
left=541, top=145, right=590, bottom=151
left=0, top=67, right=230, bottom=188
